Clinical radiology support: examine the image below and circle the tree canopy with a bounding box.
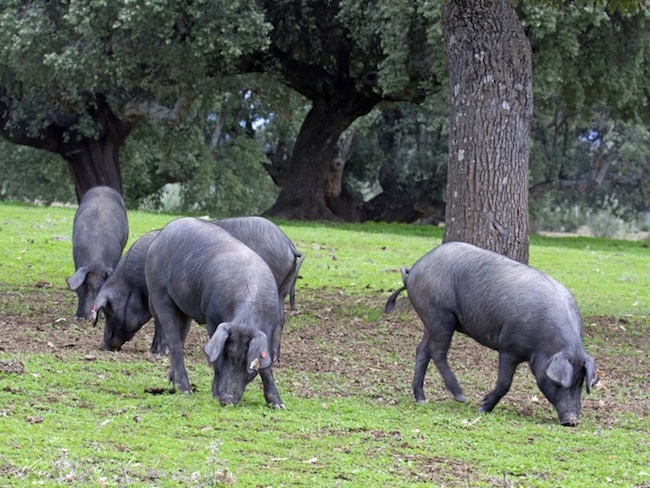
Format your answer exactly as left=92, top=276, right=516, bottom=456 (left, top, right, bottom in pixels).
left=0, top=1, right=648, bottom=248
left=0, top=0, right=270, bottom=197
left=241, top=0, right=443, bottom=220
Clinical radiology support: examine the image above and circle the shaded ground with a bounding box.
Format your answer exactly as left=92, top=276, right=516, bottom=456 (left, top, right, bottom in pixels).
left=1, top=287, right=648, bottom=427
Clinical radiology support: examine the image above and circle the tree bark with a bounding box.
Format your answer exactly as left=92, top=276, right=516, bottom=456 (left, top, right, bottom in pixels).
left=264, top=104, right=356, bottom=220
left=62, top=133, right=128, bottom=202
left=1, top=95, right=132, bottom=202
left=441, top=0, right=533, bottom=263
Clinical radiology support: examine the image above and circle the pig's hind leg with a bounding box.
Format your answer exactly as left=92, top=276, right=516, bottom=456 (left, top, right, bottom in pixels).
left=413, top=311, right=466, bottom=404
left=150, top=319, right=167, bottom=355
left=150, top=296, right=193, bottom=394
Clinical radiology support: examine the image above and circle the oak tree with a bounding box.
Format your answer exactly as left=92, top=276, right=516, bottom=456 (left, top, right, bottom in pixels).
left=0, top=0, right=269, bottom=200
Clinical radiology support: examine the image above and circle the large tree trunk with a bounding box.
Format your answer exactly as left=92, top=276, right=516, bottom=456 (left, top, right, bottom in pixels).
left=57, top=100, right=132, bottom=201
left=441, top=0, right=533, bottom=263
left=1, top=95, right=132, bottom=202
left=264, top=104, right=355, bottom=220
left=62, top=130, right=129, bottom=202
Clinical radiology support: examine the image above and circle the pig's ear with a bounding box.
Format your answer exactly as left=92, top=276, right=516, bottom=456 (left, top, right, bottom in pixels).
left=247, top=331, right=272, bottom=373
left=92, top=292, right=109, bottom=326
left=545, top=352, right=573, bottom=389
left=67, top=266, right=89, bottom=291
left=204, top=323, right=231, bottom=364
left=584, top=354, right=599, bottom=394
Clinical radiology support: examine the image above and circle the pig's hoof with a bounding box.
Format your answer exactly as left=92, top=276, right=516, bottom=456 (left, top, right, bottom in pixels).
left=269, top=402, right=286, bottom=409
left=454, top=394, right=467, bottom=403
left=415, top=399, right=427, bottom=406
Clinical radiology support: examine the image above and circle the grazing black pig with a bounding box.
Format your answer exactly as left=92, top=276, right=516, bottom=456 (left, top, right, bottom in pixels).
left=204, top=216, right=304, bottom=362
left=94, top=217, right=303, bottom=355
left=385, top=241, right=598, bottom=426
left=145, top=217, right=284, bottom=408
left=93, top=230, right=160, bottom=351
left=67, top=186, right=128, bottom=321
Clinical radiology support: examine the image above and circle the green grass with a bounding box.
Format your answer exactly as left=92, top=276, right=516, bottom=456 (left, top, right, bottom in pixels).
left=2, top=354, right=647, bottom=487
left=2, top=354, right=648, bottom=487
left=1, top=202, right=647, bottom=317
left=0, top=202, right=648, bottom=487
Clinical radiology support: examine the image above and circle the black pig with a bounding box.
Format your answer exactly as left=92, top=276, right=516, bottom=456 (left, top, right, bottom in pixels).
left=94, top=217, right=303, bottom=355
left=67, top=186, right=128, bottom=321
left=94, top=230, right=159, bottom=351
left=145, top=217, right=284, bottom=408
left=385, top=241, right=598, bottom=426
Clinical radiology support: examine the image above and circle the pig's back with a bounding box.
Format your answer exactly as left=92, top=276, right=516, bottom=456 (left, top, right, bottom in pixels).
left=72, top=186, right=128, bottom=265
left=408, top=242, right=582, bottom=348
left=146, top=218, right=277, bottom=321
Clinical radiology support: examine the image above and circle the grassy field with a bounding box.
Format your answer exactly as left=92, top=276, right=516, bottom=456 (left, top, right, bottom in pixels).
left=0, top=202, right=648, bottom=487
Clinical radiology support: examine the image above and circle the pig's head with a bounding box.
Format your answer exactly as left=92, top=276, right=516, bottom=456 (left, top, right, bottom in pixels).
left=204, top=323, right=272, bottom=406
left=536, top=351, right=599, bottom=426
left=67, top=265, right=113, bottom=321
left=94, top=288, right=151, bottom=351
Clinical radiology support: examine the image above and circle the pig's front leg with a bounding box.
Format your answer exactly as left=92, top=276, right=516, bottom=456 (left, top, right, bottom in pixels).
left=479, top=351, right=520, bottom=413
left=259, top=368, right=284, bottom=409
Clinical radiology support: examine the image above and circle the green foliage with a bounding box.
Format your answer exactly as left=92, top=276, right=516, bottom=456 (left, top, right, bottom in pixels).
left=589, top=208, right=625, bottom=238
left=529, top=196, right=585, bottom=233
left=181, top=135, right=278, bottom=217
left=0, top=0, right=270, bottom=137
left=0, top=141, right=75, bottom=204
left=1, top=0, right=648, bottom=228
left=258, top=0, right=441, bottom=102
left=252, top=78, right=309, bottom=174
left=345, top=97, right=449, bottom=203
left=518, top=4, right=650, bottom=222
left=522, top=3, right=650, bottom=121
left=121, top=81, right=285, bottom=216
left=343, top=3, right=649, bottom=223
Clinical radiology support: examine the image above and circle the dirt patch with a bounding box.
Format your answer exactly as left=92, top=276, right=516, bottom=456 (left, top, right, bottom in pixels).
left=1, top=289, right=648, bottom=424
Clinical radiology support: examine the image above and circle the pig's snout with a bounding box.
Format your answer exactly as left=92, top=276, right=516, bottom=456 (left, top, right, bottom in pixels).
left=218, top=393, right=240, bottom=407
left=100, top=332, right=124, bottom=352
left=216, top=386, right=245, bottom=407
left=560, top=414, right=580, bottom=427
left=100, top=340, right=121, bottom=352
